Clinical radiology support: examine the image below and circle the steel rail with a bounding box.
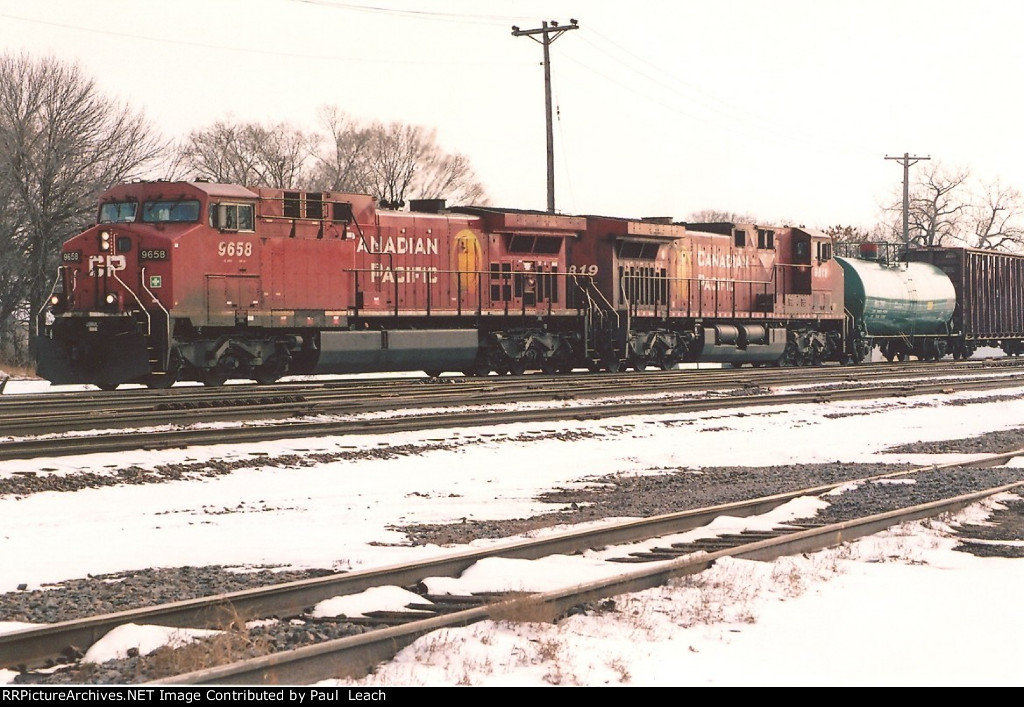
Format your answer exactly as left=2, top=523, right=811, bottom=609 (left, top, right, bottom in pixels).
left=151, top=478, right=1024, bottom=685
left=4, top=450, right=1022, bottom=673
left=2, top=374, right=1024, bottom=461
left=2, top=358, right=1021, bottom=436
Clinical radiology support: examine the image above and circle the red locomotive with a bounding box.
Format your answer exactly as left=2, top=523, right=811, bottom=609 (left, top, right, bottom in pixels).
left=36, top=180, right=849, bottom=388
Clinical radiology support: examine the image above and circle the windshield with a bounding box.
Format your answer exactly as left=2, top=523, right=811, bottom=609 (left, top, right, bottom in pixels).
left=99, top=202, right=138, bottom=223
left=142, top=200, right=201, bottom=223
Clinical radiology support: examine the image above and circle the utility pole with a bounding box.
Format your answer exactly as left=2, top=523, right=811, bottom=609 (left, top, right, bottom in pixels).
left=885, top=152, right=930, bottom=244
left=512, top=19, right=579, bottom=213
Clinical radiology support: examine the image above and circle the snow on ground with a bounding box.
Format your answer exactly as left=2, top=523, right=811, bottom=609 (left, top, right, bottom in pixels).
left=0, top=363, right=1022, bottom=685
left=329, top=509, right=1024, bottom=687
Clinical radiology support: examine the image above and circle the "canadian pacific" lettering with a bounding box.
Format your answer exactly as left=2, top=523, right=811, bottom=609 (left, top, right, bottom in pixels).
left=695, top=249, right=751, bottom=268
left=370, top=263, right=439, bottom=284
left=357, top=236, right=439, bottom=255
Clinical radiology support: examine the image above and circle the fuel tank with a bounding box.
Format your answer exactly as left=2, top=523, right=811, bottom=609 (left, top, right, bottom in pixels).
left=836, top=256, right=955, bottom=336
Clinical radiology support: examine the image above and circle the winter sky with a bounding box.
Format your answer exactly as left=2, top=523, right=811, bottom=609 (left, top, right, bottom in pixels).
left=3, top=0, right=1024, bottom=229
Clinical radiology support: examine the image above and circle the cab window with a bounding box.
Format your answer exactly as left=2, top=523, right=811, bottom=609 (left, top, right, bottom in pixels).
left=142, top=200, right=201, bottom=223
left=210, top=203, right=255, bottom=231
left=99, top=202, right=138, bottom=223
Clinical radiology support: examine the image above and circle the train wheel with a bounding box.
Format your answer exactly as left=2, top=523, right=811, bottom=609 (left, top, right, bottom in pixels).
left=540, top=358, right=560, bottom=374
left=627, top=349, right=646, bottom=372
left=254, top=364, right=284, bottom=385
left=254, top=355, right=288, bottom=385
left=604, top=358, right=623, bottom=373
left=95, top=382, right=118, bottom=391
left=509, top=361, right=526, bottom=375
left=424, top=369, right=442, bottom=378
left=203, top=371, right=227, bottom=387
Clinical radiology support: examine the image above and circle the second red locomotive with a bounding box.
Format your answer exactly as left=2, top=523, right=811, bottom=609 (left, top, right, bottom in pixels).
left=37, top=180, right=848, bottom=388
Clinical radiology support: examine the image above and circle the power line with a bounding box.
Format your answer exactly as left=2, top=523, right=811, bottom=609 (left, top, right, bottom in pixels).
left=290, top=0, right=520, bottom=25
left=0, top=10, right=511, bottom=64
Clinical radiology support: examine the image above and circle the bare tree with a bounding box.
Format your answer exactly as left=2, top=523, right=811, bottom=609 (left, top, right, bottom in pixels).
left=879, top=163, right=970, bottom=247
left=969, top=180, right=1024, bottom=251
left=179, top=110, right=489, bottom=208
left=411, top=150, right=487, bottom=206
left=875, top=162, right=1024, bottom=253
left=256, top=123, right=317, bottom=188
left=0, top=191, right=29, bottom=364
left=685, top=209, right=758, bottom=224
left=177, top=119, right=317, bottom=188
left=360, top=121, right=430, bottom=207
left=0, top=52, right=162, bottom=362
left=910, top=164, right=970, bottom=246
left=824, top=225, right=873, bottom=244
left=355, top=120, right=489, bottom=207
left=307, top=107, right=373, bottom=193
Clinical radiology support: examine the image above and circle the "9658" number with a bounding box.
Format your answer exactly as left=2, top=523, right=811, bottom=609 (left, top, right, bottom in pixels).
left=218, top=241, right=253, bottom=257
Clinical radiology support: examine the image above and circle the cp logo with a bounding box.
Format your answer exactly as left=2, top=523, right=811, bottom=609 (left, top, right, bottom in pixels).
left=88, top=254, right=127, bottom=276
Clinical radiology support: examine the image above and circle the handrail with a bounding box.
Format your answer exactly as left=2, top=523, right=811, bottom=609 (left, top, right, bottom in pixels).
left=111, top=268, right=151, bottom=337
left=333, top=265, right=829, bottom=330
left=35, top=267, right=65, bottom=336
left=140, top=266, right=172, bottom=368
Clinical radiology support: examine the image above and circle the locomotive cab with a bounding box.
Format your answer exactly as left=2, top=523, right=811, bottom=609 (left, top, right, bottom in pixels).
left=36, top=181, right=252, bottom=388
left=37, top=190, right=194, bottom=388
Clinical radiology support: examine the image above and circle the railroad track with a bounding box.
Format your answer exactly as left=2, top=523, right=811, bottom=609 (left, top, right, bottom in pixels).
left=3, top=358, right=1023, bottom=438
left=4, top=450, right=1022, bottom=684
left=2, top=365, right=1024, bottom=461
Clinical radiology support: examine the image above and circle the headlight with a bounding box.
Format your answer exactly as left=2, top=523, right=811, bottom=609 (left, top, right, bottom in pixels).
left=100, top=230, right=111, bottom=251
